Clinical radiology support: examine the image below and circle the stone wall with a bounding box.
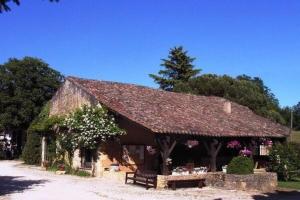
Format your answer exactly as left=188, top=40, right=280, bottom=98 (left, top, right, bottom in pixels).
left=224, top=172, right=277, bottom=192
left=156, top=172, right=277, bottom=192
left=156, top=173, right=225, bottom=189
left=49, top=79, right=98, bottom=116
left=204, top=172, right=225, bottom=187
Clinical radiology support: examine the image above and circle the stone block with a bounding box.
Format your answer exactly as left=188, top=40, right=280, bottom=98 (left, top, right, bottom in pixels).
left=224, top=172, right=277, bottom=192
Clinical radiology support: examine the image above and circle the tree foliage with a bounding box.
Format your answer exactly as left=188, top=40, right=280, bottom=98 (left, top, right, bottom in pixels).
left=150, top=47, right=286, bottom=124
left=174, top=74, right=285, bottom=124
left=149, top=46, right=201, bottom=91
left=0, top=0, right=58, bottom=12
left=293, top=102, right=300, bottom=130
left=27, top=102, right=63, bottom=135
left=268, top=142, right=300, bottom=181
left=22, top=102, right=62, bottom=165
left=0, top=57, right=64, bottom=152
left=278, top=102, right=300, bottom=130
left=21, top=132, right=41, bottom=165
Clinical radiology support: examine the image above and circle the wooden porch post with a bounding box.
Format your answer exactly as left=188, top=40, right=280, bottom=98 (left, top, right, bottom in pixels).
left=203, top=139, right=222, bottom=172
left=248, top=139, right=256, bottom=159
left=156, top=136, right=177, bottom=175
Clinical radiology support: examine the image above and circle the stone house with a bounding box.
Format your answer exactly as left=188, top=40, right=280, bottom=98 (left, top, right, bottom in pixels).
left=45, top=76, right=289, bottom=177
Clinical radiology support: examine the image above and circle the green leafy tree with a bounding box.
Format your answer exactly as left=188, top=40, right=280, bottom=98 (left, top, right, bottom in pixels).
left=174, top=74, right=285, bottom=124
left=293, top=102, right=300, bottom=130
left=0, top=0, right=58, bottom=12
left=268, top=143, right=300, bottom=181
left=149, top=46, right=201, bottom=91
left=0, top=57, right=64, bottom=154
left=280, top=106, right=293, bottom=127
left=280, top=102, right=300, bottom=130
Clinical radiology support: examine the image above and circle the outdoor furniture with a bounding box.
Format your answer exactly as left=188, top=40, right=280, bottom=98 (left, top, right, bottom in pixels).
left=168, top=178, right=205, bottom=190
left=125, top=170, right=157, bottom=190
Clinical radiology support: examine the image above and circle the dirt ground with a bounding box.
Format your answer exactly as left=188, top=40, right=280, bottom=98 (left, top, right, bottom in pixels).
left=0, top=160, right=299, bottom=200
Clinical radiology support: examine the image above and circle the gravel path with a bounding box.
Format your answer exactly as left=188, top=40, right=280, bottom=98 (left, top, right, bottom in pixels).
left=0, top=160, right=299, bottom=200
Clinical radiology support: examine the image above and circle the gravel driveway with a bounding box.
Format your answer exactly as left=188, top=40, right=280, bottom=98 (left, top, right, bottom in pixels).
left=0, top=160, right=299, bottom=200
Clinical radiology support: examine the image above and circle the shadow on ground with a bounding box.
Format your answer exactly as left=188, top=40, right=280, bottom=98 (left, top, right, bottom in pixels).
left=252, top=190, right=300, bottom=200
left=0, top=176, right=47, bottom=196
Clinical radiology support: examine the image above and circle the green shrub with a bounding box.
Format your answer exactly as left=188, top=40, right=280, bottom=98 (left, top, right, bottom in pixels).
left=268, top=142, right=300, bottom=181
left=46, top=134, right=57, bottom=165
left=22, top=133, right=41, bottom=165
left=74, top=170, right=91, bottom=177
left=227, top=156, right=254, bottom=174
left=0, top=150, right=6, bottom=160
left=23, top=102, right=63, bottom=166
left=47, top=161, right=91, bottom=177
left=47, top=164, right=59, bottom=172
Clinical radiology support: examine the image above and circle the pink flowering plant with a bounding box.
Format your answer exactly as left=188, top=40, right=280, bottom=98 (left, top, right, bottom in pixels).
left=260, top=138, right=273, bottom=147
left=239, top=147, right=252, bottom=157
left=227, top=140, right=241, bottom=149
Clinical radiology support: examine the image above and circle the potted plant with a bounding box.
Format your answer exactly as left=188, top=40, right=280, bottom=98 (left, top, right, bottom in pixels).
left=110, top=163, right=120, bottom=172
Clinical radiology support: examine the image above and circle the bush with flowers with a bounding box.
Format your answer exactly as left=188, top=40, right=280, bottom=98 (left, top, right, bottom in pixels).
left=226, top=140, right=253, bottom=157
left=57, top=104, right=126, bottom=162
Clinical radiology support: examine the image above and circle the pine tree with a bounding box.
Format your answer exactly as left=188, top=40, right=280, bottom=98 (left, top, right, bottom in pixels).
left=149, top=46, right=201, bottom=91
left=0, top=0, right=58, bottom=12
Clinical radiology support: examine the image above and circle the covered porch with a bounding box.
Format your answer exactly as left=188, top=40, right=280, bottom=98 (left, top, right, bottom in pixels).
left=153, top=134, right=282, bottom=176
left=123, top=133, right=283, bottom=190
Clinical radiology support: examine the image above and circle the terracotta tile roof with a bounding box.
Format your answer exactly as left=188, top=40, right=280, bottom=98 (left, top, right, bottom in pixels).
left=67, top=76, right=289, bottom=138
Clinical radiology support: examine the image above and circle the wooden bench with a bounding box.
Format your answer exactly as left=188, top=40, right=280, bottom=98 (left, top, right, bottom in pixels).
left=168, top=178, right=205, bottom=190
left=125, top=170, right=157, bottom=190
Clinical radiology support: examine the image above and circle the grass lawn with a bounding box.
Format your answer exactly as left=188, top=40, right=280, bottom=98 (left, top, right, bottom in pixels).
left=278, top=177, right=300, bottom=190
left=291, top=131, right=300, bottom=144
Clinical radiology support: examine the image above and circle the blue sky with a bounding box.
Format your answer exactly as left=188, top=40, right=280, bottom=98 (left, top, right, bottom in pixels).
left=0, top=0, right=299, bottom=107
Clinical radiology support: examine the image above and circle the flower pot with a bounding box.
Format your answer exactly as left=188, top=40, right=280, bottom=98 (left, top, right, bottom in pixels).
left=110, top=163, right=120, bottom=172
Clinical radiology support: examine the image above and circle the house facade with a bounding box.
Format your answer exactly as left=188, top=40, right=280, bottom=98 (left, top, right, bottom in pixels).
left=46, top=76, right=290, bottom=176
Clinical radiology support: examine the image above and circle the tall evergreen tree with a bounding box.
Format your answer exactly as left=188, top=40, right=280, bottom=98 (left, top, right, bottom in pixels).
left=149, top=46, right=201, bottom=91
